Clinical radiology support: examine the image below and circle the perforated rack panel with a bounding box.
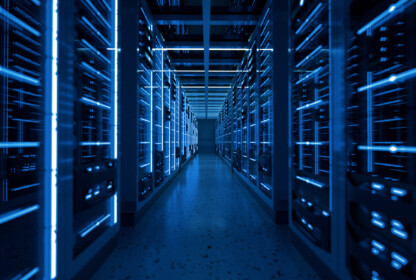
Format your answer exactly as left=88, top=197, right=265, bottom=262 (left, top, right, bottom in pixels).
left=0, top=1, right=45, bottom=278
left=290, top=0, right=332, bottom=252
left=73, top=0, right=117, bottom=255
left=138, top=5, right=153, bottom=201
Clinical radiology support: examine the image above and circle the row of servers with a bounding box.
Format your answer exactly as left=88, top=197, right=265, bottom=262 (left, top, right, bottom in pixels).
left=0, top=0, right=198, bottom=279
left=216, top=6, right=274, bottom=203
left=216, top=0, right=415, bottom=279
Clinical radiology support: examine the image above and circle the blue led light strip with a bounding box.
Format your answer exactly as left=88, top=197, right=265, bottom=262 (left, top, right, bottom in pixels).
left=81, top=96, right=111, bottom=109
left=295, top=67, right=322, bottom=85
left=296, top=141, right=324, bottom=146
left=0, top=7, right=41, bottom=36
left=295, top=24, right=322, bottom=52
left=0, top=205, right=40, bottom=224
left=0, top=142, right=40, bottom=148
left=79, top=214, right=111, bottom=238
left=80, top=141, right=111, bottom=146
left=296, top=45, right=323, bottom=69
left=358, top=145, right=416, bottom=153
left=358, top=68, right=416, bottom=92
left=357, top=0, right=415, bottom=35
left=18, top=267, right=40, bottom=280
left=49, top=0, right=59, bottom=278
left=296, top=99, right=323, bottom=111
left=295, top=2, right=324, bottom=35
left=296, top=176, right=325, bottom=188
left=0, top=65, right=40, bottom=86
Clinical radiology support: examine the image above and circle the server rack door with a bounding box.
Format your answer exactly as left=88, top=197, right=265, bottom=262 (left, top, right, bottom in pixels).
left=346, top=1, right=416, bottom=279
left=0, top=1, right=47, bottom=278
left=72, top=0, right=118, bottom=258
left=138, top=5, right=153, bottom=201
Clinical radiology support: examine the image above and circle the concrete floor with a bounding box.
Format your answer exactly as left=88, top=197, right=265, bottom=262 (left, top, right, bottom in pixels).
left=92, top=153, right=320, bottom=280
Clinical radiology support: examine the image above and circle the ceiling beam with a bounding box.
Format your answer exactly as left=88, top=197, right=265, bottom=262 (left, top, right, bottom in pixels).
left=164, top=41, right=250, bottom=48
left=153, top=14, right=259, bottom=26
left=172, top=58, right=241, bottom=65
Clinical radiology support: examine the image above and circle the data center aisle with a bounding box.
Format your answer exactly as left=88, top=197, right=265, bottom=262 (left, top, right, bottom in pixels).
left=92, top=154, right=319, bottom=280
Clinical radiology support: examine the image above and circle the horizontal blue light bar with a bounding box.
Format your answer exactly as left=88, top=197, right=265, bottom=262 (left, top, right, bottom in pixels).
left=296, top=176, right=325, bottom=188
left=12, top=183, right=40, bottom=192
left=358, top=145, right=416, bottom=153
left=260, top=183, right=271, bottom=191
left=19, top=267, right=40, bottom=280
left=296, top=45, right=323, bottom=68
left=295, top=67, right=323, bottom=85
left=357, top=0, right=413, bottom=35
left=295, top=24, right=322, bottom=52
left=358, top=68, right=416, bottom=92
left=392, top=228, right=408, bottom=239
left=0, top=7, right=41, bottom=37
left=296, top=141, right=324, bottom=146
left=81, top=96, right=111, bottom=109
left=391, top=252, right=408, bottom=265
left=296, top=3, right=324, bottom=35
left=0, top=65, right=40, bottom=85
left=371, top=182, right=384, bottom=191
left=0, top=204, right=39, bottom=225
left=80, top=62, right=111, bottom=81
left=296, top=99, right=324, bottom=111
left=371, top=240, right=385, bottom=251
left=80, top=141, right=111, bottom=146
left=80, top=214, right=111, bottom=238
left=371, top=218, right=385, bottom=229
left=391, top=187, right=407, bottom=197
left=81, top=39, right=110, bottom=64
left=0, top=142, right=40, bottom=148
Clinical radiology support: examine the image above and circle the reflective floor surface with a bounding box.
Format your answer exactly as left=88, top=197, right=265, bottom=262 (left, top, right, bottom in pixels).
left=92, top=153, right=320, bottom=280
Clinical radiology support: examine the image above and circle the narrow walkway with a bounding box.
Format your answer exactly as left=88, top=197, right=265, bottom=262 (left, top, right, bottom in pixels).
left=92, top=154, right=319, bottom=280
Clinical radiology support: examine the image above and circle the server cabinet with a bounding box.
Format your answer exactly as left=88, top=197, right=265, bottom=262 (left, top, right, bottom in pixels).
left=346, top=1, right=416, bottom=279
left=153, top=36, right=164, bottom=187
left=258, top=8, right=273, bottom=198
left=0, top=1, right=49, bottom=278
left=73, top=0, right=118, bottom=257
left=138, top=5, right=153, bottom=201
left=289, top=0, right=346, bottom=277
left=290, top=0, right=333, bottom=252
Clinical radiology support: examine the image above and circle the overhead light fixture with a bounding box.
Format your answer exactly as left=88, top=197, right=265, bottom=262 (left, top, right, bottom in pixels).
left=152, top=47, right=250, bottom=52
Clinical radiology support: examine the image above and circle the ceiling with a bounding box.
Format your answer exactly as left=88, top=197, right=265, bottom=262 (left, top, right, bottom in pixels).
left=147, top=0, right=267, bottom=119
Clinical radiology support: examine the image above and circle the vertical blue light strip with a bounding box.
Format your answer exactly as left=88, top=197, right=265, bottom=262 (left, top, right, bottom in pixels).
left=367, top=72, right=373, bottom=173
left=161, top=49, right=164, bottom=152
left=112, top=0, right=119, bottom=225
left=51, top=0, right=59, bottom=278
left=113, top=0, right=119, bottom=160
left=150, top=71, right=153, bottom=172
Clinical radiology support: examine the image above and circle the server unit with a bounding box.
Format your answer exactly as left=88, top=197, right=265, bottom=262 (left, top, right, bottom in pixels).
left=119, top=0, right=198, bottom=225
left=215, top=0, right=289, bottom=222
left=0, top=1, right=48, bottom=279
left=346, top=1, right=416, bottom=279
left=289, top=0, right=347, bottom=277
left=73, top=0, right=118, bottom=257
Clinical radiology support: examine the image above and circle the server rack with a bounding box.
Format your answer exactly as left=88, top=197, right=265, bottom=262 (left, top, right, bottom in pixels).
left=73, top=0, right=118, bottom=259
left=138, top=5, right=153, bottom=201
left=0, top=1, right=47, bottom=278
left=163, top=55, right=171, bottom=176
left=346, top=1, right=416, bottom=279
left=289, top=0, right=346, bottom=277
left=216, top=2, right=276, bottom=207
left=153, top=36, right=164, bottom=187
left=290, top=0, right=332, bottom=252
left=258, top=8, right=273, bottom=199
